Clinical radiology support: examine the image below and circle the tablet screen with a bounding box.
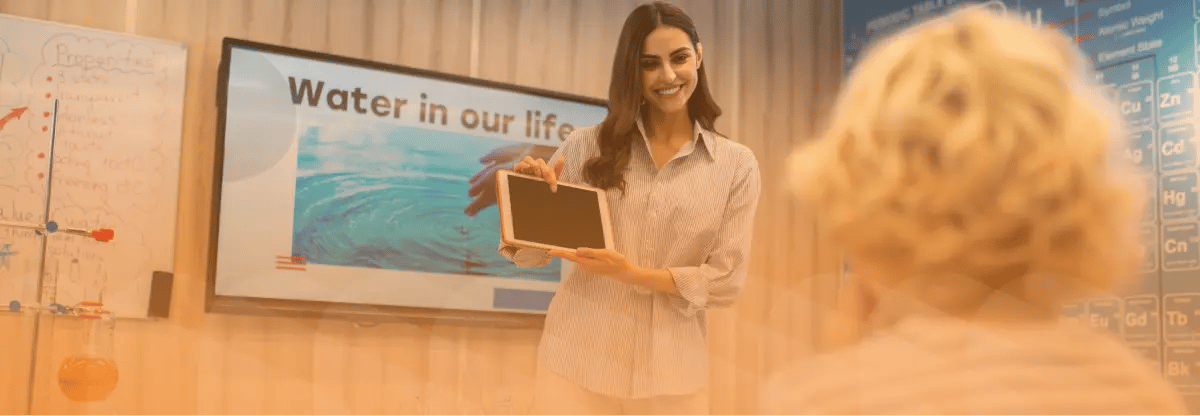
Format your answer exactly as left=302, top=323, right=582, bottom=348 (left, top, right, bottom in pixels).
left=507, top=175, right=608, bottom=250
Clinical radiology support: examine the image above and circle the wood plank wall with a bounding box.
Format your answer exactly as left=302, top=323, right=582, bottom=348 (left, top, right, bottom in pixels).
left=0, top=0, right=843, bottom=414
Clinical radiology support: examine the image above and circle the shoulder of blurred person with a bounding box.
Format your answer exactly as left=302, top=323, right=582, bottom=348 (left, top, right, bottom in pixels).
left=762, top=316, right=1186, bottom=414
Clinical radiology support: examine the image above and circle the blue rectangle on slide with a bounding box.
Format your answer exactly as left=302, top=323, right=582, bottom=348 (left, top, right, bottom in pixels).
left=493, top=288, right=555, bottom=311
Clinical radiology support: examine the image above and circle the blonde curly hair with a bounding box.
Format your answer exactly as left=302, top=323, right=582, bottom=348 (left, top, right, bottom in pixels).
left=792, top=7, right=1144, bottom=313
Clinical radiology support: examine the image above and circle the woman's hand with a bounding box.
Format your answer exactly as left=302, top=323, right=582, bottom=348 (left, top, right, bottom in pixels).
left=465, top=144, right=557, bottom=217
left=551, top=248, right=681, bottom=295
left=513, top=155, right=565, bottom=192
left=550, top=248, right=636, bottom=280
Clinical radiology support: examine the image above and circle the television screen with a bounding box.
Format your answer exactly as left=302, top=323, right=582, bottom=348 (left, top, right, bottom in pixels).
left=209, top=38, right=607, bottom=318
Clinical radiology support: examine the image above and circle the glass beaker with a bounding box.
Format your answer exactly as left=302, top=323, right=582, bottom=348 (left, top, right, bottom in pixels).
left=56, top=302, right=118, bottom=404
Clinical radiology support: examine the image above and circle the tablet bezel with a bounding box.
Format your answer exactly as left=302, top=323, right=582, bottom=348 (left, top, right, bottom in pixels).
left=496, top=169, right=615, bottom=253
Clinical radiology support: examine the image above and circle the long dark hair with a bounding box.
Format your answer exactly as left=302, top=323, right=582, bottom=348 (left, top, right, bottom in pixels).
left=583, top=1, right=722, bottom=191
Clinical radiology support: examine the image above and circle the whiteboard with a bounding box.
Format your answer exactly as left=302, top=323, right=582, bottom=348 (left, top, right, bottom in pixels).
left=0, top=13, right=187, bottom=318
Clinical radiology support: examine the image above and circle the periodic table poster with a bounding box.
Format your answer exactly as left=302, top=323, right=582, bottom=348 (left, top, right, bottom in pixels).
left=843, top=0, right=1200, bottom=410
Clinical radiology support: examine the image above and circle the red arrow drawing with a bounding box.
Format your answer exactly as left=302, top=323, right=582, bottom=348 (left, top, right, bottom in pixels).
left=0, top=107, right=28, bottom=133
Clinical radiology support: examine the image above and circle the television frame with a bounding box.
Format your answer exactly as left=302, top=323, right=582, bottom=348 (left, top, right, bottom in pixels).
left=206, top=37, right=607, bottom=328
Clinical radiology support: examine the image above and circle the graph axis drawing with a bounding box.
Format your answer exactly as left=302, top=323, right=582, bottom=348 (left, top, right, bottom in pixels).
left=0, top=100, right=119, bottom=413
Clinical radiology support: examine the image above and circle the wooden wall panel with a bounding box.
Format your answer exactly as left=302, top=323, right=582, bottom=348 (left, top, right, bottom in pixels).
left=0, top=315, right=34, bottom=414
left=0, top=0, right=843, bottom=414
left=810, top=0, right=848, bottom=354
left=784, top=0, right=821, bottom=368
left=760, top=0, right=798, bottom=396
left=731, top=2, right=770, bottom=413
left=702, top=2, right=742, bottom=412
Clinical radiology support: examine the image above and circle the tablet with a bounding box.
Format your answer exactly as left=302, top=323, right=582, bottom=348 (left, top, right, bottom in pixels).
left=496, top=170, right=615, bottom=253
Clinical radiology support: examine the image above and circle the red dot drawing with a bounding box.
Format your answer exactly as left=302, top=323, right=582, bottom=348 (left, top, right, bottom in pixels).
left=43, top=112, right=50, bottom=117
left=45, top=93, right=51, bottom=98
left=37, top=173, right=44, bottom=179
left=46, top=76, right=52, bottom=81
left=91, top=229, right=115, bottom=242
left=37, top=153, right=44, bottom=159
left=42, top=126, right=48, bottom=132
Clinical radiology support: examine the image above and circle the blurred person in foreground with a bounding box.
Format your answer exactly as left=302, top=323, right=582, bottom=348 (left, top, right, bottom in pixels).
left=764, top=7, right=1186, bottom=415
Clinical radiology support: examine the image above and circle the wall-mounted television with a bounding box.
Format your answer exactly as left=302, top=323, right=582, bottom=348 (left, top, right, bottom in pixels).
left=207, top=37, right=607, bottom=327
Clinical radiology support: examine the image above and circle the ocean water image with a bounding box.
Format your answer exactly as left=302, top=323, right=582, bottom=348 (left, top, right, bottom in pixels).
left=292, top=124, right=560, bottom=282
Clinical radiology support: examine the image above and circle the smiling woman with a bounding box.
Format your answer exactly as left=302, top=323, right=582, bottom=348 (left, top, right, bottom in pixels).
left=495, top=1, right=762, bottom=415
left=581, top=1, right=721, bottom=191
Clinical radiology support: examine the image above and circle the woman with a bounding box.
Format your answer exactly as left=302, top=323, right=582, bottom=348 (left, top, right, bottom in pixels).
left=764, top=7, right=1184, bottom=414
left=500, top=1, right=760, bottom=414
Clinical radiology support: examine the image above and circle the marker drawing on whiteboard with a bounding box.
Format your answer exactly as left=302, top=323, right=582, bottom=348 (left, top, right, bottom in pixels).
left=0, top=220, right=115, bottom=242
left=0, top=243, right=15, bottom=270
left=0, top=107, right=27, bottom=133
left=0, top=101, right=116, bottom=314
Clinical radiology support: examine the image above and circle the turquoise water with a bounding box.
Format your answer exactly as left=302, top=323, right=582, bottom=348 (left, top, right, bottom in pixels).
left=291, top=124, right=560, bottom=281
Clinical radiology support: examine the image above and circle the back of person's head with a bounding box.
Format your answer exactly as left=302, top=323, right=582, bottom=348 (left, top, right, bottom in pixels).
left=790, top=7, right=1143, bottom=317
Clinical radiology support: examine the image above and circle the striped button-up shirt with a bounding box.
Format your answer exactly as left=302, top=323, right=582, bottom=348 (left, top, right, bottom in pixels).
left=500, top=120, right=761, bottom=398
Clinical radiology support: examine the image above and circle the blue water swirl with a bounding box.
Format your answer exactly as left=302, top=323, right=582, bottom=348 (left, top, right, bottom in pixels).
left=291, top=124, right=559, bottom=281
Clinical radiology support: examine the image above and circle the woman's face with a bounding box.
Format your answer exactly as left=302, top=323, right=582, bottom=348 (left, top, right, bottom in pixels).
left=640, top=26, right=703, bottom=116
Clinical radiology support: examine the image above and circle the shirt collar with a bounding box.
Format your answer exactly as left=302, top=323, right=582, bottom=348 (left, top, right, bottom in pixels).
left=634, top=117, right=717, bottom=161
